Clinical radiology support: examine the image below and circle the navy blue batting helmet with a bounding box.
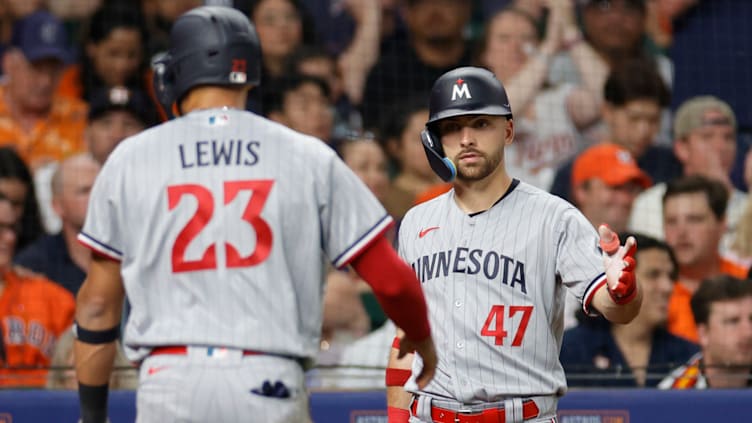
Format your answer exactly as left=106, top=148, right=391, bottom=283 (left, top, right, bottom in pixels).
left=421, top=66, right=512, bottom=182
left=152, top=6, right=261, bottom=115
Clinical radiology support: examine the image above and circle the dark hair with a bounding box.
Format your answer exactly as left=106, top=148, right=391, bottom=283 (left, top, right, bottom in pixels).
left=662, top=175, right=729, bottom=221
left=0, top=148, right=43, bottom=250
left=691, top=275, right=752, bottom=326
left=262, top=73, right=330, bottom=115
left=603, top=58, right=670, bottom=108
left=249, top=0, right=318, bottom=46
left=473, top=7, right=541, bottom=67
left=80, top=2, right=149, bottom=100
left=581, top=0, right=647, bottom=14
left=619, top=232, right=679, bottom=280
left=283, top=45, right=336, bottom=91
left=379, top=94, right=429, bottom=142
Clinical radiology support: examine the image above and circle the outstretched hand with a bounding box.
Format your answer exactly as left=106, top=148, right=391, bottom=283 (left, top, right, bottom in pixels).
left=398, top=335, right=437, bottom=389
left=598, top=225, right=637, bottom=305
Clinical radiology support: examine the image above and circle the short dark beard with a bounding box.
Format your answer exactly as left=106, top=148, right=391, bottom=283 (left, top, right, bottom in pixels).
left=456, top=150, right=502, bottom=182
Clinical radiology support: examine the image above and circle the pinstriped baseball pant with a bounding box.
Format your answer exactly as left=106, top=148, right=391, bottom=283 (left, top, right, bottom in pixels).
left=136, top=352, right=310, bottom=423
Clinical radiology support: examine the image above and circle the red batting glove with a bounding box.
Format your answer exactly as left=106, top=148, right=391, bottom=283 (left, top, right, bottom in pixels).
left=598, top=225, right=638, bottom=305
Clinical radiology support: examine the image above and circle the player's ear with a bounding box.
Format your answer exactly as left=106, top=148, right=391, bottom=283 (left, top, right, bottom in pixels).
left=504, top=117, right=514, bottom=145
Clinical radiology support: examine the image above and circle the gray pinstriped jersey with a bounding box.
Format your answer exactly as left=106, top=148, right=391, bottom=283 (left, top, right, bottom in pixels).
left=79, top=109, right=391, bottom=362
left=399, top=180, right=605, bottom=402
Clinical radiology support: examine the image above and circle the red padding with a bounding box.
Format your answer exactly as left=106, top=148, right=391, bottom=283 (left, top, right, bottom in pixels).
left=385, top=368, right=412, bottom=386
left=351, top=235, right=430, bottom=342
left=387, top=406, right=410, bottom=423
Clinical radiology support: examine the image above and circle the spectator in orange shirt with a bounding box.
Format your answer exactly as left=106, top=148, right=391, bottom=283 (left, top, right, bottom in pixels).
left=0, top=11, right=87, bottom=171
left=663, top=175, right=750, bottom=342
left=0, top=197, right=75, bottom=387
left=56, top=2, right=154, bottom=110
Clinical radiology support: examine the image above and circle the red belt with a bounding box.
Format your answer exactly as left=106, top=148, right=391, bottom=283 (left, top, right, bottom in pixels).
left=150, top=346, right=262, bottom=357
left=410, top=399, right=539, bottom=423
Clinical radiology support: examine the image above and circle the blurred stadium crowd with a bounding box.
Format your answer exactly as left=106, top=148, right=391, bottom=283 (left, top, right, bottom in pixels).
left=0, top=0, right=749, bottom=391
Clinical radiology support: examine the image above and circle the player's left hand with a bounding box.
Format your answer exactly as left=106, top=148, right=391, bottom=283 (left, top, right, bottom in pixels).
left=598, top=225, right=637, bottom=305
left=398, top=335, right=437, bottom=389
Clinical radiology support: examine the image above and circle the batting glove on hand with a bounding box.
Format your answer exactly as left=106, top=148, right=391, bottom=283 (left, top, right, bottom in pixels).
left=598, top=225, right=637, bottom=305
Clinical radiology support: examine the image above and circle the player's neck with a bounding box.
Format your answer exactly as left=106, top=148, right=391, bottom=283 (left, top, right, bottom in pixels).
left=453, top=169, right=512, bottom=214
left=179, top=86, right=251, bottom=114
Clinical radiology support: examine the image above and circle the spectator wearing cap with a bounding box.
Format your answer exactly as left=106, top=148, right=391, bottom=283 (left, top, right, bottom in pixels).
left=669, top=0, right=752, bottom=192
left=15, top=153, right=100, bottom=295
left=563, top=142, right=651, bottom=330
left=85, top=86, right=153, bottom=165
left=571, top=143, right=651, bottom=234
left=0, top=11, right=87, bottom=171
left=628, top=96, right=747, bottom=260
left=34, top=86, right=152, bottom=235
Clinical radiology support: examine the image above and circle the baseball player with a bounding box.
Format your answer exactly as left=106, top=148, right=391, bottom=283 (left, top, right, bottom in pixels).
left=385, top=67, right=643, bottom=423
left=73, top=7, right=436, bottom=423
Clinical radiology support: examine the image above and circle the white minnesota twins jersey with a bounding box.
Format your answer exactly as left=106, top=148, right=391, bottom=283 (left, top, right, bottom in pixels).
left=399, top=180, right=605, bottom=402
left=79, top=108, right=392, bottom=362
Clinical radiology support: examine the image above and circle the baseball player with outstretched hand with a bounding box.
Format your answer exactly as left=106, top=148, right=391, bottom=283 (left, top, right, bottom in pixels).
left=73, top=7, right=436, bottom=423
left=386, top=67, right=642, bottom=423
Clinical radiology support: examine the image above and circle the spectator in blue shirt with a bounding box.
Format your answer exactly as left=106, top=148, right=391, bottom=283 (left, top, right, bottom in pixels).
left=14, top=153, right=100, bottom=294
left=561, top=233, right=698, bottom=387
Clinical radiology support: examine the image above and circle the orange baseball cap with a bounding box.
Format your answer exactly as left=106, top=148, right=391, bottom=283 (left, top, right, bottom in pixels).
left=572, top=143, right=652, bottom=188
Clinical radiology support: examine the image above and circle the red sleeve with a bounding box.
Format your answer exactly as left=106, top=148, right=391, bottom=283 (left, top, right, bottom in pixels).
left=351, top=235, right=431, bottom=342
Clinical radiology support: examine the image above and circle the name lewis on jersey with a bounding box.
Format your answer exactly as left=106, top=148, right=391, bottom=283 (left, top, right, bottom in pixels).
left=411, top=247, right=527, bottom=294
left=179, top=139, right=261, bottom=168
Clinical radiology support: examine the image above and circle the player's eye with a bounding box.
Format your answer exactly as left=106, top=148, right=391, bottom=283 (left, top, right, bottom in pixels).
left=473, top=119, right=490, bottom=129
left=439, top=121, right=461, bottom=134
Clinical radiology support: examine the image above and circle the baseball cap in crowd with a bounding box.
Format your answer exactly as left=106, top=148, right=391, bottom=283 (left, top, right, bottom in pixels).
left=673, top=96, right=737, bottom=140
left=88, top=86, right=154, bottom=126
left=10, top=11, right=71, bottom=63
left=572, top=143, right=652, bottom=188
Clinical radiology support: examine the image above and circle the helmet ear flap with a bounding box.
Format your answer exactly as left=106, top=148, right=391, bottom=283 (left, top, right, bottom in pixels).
left=152, top=53, right=176, bottom=119
left=421, top=129, right=456, bottom=182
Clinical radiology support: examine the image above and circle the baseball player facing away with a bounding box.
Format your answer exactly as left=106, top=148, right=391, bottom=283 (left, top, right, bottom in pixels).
left=385, top=67, right=643, bottom=423
left=73, top=7, right=436, bottom=423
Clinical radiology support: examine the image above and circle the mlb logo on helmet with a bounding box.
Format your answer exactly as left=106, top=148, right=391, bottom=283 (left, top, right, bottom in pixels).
left=229, top=58, right=248, bottom=84
left=451, top=78, right=472, bottom=101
